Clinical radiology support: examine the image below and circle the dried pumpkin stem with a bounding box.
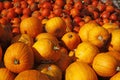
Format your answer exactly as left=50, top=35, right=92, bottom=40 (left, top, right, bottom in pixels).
left=53, top=46, right=60, bottom=50
left=116, top=66, right=120, bottom=71
left=14, top=59, right=20, bottom=65
left=98, top=35, right=103, bottom=41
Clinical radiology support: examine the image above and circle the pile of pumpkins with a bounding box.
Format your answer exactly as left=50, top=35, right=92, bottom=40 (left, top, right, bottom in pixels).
left=0, top=0, right=120, bottom=80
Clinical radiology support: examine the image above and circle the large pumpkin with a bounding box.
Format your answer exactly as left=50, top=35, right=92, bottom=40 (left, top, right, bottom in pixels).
left=15, top=70, right=50, bottom=80
left=65, top=61, right=98, bottom=80
left=92, top=53, right=118, bottom=77
left=0, top=68, right=16, bottom=80
left=4, top=42, right=34, bottom=73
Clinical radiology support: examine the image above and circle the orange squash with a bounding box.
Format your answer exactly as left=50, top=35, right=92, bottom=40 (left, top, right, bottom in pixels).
left=92, top=53, right=119, bottom=77
left=65, top=61, right=98, bottom=80
left=4, top=42, right=34, bottom=73
left=15, top=70, right=50, bottom=80
left=0, top=68, right=16, bottom=80
left=36, top=64, right=62, bottom=80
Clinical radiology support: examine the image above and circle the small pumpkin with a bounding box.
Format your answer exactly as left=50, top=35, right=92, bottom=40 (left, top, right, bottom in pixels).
left=75, top=42, right=99, bottom=64
left=65, top=61, right=98, bottom=80
left=20, top=17, right=43, bottom=38
left=15, top=70, right=50, bottom=80
left=4, top=42, right=34, bottom=73
left=45, top=17, right=67, bottom=38
left=36, top=64, right=62, bottom=80
left=92, top=53, right=119, bottom=77
left=33, top=38, right=61, bottom=63
left=108, top=29, right=120, bottom=52
left=61, top=32, right=81, bottom=50
left=0, top=68, right=16, bottom=80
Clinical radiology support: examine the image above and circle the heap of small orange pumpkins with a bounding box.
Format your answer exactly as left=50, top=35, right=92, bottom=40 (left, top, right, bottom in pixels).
left=0, top=0, right=120, bottom=80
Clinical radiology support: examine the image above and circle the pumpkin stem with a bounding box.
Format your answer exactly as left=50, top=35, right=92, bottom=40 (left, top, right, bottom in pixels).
left=116, top=66, right=120, bottom=71
left=68, top=34, right=73, bottom=38
left=53, top=46, right=60, bottom=50
left=14, top=59, right=20, bottom=65
left=98, top=35, right=103, bottom=41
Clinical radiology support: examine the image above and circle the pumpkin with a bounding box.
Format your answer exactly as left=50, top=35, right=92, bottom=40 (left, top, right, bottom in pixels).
left=61, top=32, right=81, bottom=50
left=110, top=72, right=120, bottom=80
left=65, top=61, right=98, bottom=80
left=20, top=17, right=43, bottom=38
left=4, top=42, right=34, bottom=73
left=35, top=32, right=59, bottom=44
left=88, top=26, right=110, bottom=48
left=33, top=38, right=61, bottom=63
left=55, top=47, right=71, bottom=72
left=102, top=22, right=119, bottom=33
left=78, top=21, right=98, bottom=42
left=108, top=29, right=120, bottom=52
left=75, top=42, right=99, bottom=64
left=92, top=53, right=119, bottom=77
left=15, top=70, right=50, bottom=80
left=36, top=64, right=62, bottom=80
left=45, top=17, right=67, bottom=38
left=0, top=68, right=16, bottom=80
left=11, top=33, right=34, bottom=46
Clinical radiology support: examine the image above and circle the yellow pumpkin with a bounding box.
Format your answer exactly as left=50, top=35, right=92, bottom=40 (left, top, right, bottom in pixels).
left=65, top=61, right=98, bottom=80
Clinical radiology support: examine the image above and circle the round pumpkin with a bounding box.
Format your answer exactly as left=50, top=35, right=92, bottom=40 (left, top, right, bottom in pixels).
left=61, top=32, right=81, bottom=50
left=88, top=26, right=110, bottom=48
left=15, top=70, right=50, bottom=80
left=4, top=42, right=34, bottom=73
left=110, top=72, right=120, bottom=80
left=45, top=17, right=67, bottom=38
left=0, top=68, right=16, bottom=80
left=36, top=64, right=62, bottom=80
left=108, top=29, right=120, bottom=52
left=75, top=42, right=99, bottom=64
left=65, top=61, right=98, bottom=80
left=92, top=53, right=118, bottom=77
left=78, top=21, right=98, bottom=42
left=11, top=33, right=34, bottom=46
left=33, top=38, right=61, bottom=63
left=20, top=17, right=43, bottom=38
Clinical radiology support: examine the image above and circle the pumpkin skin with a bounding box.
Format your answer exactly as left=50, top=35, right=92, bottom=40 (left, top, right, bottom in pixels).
left=65, top=61, right=98, bottom=80
left=15, top=70, right=50, bottom=80
left=36, top=64, right=62, bottom=80
left=110, top=72, right=120, bottom=80
left=4, top=42, right=34, bottom=73
left=0, top=45, right=2, bottom=63
left=92, top=53, right=118, bottom=77
left=0, top=68, right=16, bottom=80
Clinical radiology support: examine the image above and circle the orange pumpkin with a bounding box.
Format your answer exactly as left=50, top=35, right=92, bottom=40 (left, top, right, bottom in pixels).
left=108, top=29, right=120, bottom=52
left=88, top=26, right=110, bottom=48
left=15, top=70, right=50, bottom=80
left=61, top=32, right=81, bottom=50
left=110, top=72, right=120, bottom=80
left=65, top=61, right=98, bottom=80
left=78, top=21, right=98, bottom=42
left=0, top=68, right=16, bottom=80
left=11, top=33, right=34, bottom=46
left=36, top=64, right=62, bottom=80
left=4, top=42, right=34, bottom=73
left=20, top=17, right=43, bottom=38
left=75, top=42, right=99, bottom=64
left=45, top=17, right=67, bottom=38
left=92, top=53, right=119, bottom=77
left=33, top=38, right=61, bottom=63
